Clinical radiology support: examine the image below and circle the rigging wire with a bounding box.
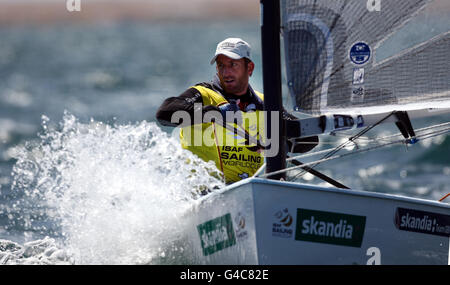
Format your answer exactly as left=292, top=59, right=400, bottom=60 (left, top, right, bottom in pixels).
left=283, top=122, right=450, bottom=165
left=258, top=121, right=450, bottom=179
left=289, top=111, right=397, bottom=180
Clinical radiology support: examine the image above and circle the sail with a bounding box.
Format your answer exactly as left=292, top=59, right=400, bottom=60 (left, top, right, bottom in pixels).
left=282, top=0, right=450, bottom=115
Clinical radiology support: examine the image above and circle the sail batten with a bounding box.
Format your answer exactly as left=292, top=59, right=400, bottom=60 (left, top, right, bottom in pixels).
left=282, top=0, right=450, bottom=116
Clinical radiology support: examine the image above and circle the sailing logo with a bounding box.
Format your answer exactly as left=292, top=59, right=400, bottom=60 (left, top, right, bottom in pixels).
left=197, top=213, right=236, bottom=256
left=395, top=208, right=450, bottom=237
left=295, top=208, right=366, bottom=247
left=349, top=42, right=371, bottom=65
left=272, top=208, right=294, bottom=238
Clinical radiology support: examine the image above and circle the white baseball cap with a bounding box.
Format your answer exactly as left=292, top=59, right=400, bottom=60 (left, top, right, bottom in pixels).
left=210, top=38, right=252, bottom=65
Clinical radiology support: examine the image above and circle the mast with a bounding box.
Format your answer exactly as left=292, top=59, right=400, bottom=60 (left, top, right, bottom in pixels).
left=260, top=0, right=286, bottom=180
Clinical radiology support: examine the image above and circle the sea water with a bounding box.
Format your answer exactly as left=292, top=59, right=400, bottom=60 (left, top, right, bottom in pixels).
left=0, top=19, right=449, bottom=264
left=2, top=112, right=224, bottom=264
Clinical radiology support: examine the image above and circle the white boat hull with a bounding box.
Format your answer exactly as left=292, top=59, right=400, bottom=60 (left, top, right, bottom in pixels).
left=186, top=178, right=450, bottom=265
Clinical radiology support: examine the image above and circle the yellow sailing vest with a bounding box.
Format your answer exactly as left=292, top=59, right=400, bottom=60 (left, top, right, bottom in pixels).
left=180, top=85, right=264, bottom=184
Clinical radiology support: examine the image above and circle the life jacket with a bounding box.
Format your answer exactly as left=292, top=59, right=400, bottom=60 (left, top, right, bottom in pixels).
left=180, top=82, right=265, bottom=184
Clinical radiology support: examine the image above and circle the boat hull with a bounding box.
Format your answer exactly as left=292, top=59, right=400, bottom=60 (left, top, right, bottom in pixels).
left=187, top=178, right=450, bottom=265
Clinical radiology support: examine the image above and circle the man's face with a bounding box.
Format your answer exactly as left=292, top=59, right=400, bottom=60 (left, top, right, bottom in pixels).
left=216, top=55, right=254, bottom=95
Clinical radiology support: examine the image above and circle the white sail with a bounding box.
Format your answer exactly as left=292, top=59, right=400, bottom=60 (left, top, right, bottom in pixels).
left=282, top=0, right=450, bottom=116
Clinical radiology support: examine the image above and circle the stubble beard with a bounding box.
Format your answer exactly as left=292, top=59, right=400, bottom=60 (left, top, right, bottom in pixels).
left=221, top=76, right=248, bottom=95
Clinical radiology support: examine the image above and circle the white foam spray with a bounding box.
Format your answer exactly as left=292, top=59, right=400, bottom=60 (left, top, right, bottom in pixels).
left=9, top=112, right=224, bottom=264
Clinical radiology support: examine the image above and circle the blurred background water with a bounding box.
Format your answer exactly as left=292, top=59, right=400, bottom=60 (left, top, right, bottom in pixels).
left=0, top=0, right=448, bottom=264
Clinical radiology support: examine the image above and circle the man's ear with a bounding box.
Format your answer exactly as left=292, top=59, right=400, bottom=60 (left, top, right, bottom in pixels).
left=248, top=61, right=255, bottom=77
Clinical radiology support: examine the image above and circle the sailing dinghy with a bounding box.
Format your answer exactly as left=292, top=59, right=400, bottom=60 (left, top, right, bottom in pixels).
left=186, top=0, right=450, bottom=264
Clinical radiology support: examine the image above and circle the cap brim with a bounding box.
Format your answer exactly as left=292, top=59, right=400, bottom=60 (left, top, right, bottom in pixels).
left=210, top=51, right=243, bottom=65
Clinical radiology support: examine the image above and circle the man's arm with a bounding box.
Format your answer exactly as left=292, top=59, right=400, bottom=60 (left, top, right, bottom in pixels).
left=155, top=88, right=203, bottom=127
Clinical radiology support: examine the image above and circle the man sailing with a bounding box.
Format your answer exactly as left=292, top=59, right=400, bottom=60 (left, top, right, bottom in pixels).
left=156, top=38, right=317, bottom=184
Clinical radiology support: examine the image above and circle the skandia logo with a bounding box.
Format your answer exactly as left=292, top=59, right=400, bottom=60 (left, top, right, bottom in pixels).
left=295, top=209, right=366, bottom=247
left=395, top=208, right=450, bottom=237
left=301, top=216, right=353, bottom=239
left=400, top=213, right=434, bottom=232
left=197, top=213, right=236, bottom=256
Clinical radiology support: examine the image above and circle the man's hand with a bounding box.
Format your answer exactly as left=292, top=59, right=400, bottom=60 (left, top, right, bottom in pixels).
left=218, top=101, right=240, bottom=116
left=202, top=101, right=243, bottom=125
